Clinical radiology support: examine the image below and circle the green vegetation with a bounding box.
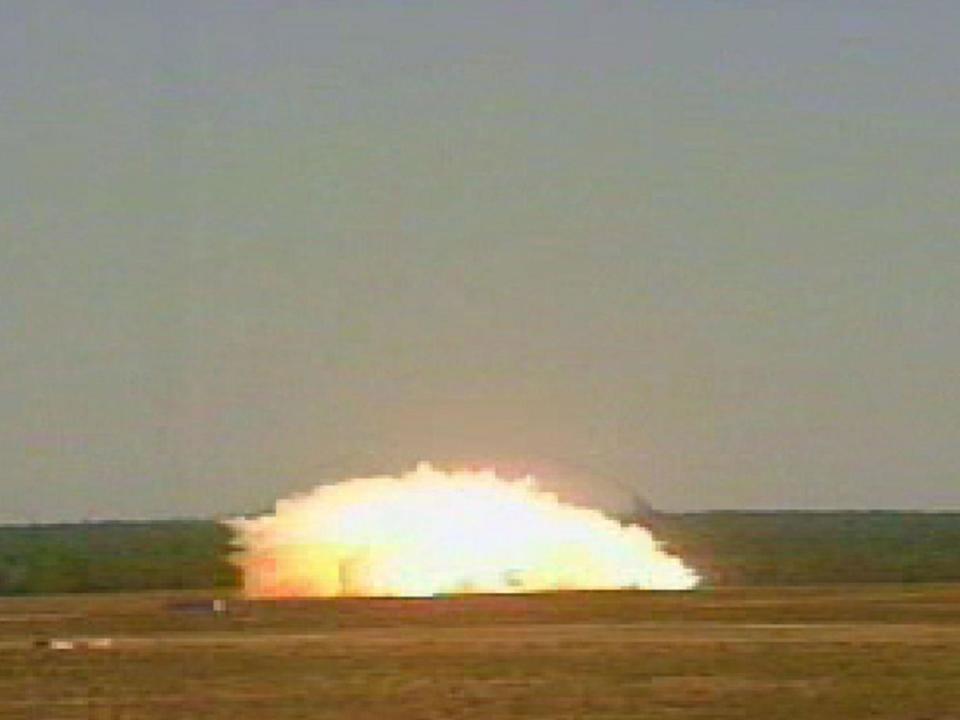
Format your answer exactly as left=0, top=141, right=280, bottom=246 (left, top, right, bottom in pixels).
left=1, top=512, right=958, bottom=594
left=650, top=512, right=960, bottom=586
left=0, top=521, right=237, bottom=595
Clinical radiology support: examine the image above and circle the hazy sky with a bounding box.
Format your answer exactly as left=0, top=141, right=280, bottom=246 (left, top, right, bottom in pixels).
left=2, top=2, right=958, bottom=522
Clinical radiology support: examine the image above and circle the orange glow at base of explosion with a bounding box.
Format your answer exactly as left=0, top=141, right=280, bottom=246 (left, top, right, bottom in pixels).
left=228, top=463, right=699, bottom=597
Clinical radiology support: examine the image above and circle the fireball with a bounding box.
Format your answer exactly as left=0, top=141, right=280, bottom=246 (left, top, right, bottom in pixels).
left=229, top=463, right=698, bottom=597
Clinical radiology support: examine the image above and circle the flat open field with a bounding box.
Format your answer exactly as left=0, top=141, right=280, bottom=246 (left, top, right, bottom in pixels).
left=2, top=585, right=959, bottom=719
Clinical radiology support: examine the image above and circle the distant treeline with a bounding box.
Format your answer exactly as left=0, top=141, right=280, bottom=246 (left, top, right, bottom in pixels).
left=649, top=512, right=960, bottom=587
left=1, top=513, right=958, bottom=594
left=0, top=521, right=237, bottom=595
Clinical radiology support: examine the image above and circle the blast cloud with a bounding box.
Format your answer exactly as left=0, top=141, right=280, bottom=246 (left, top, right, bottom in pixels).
left=228, top=463, right=698, bottom=597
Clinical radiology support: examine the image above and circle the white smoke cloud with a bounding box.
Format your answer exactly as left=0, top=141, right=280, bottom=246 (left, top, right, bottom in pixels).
left=228, top=463, right=698, bottom=597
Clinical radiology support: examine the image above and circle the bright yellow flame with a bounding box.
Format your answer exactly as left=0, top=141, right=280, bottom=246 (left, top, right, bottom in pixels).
left=228, top=463, right=698, bottom=597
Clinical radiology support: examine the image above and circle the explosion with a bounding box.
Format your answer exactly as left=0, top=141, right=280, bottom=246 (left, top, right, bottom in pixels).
left=229, top=463, right=698, bottom=597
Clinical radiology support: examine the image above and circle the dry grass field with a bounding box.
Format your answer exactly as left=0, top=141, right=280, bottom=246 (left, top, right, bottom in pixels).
left=2, top=585, right=959, bottom=719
